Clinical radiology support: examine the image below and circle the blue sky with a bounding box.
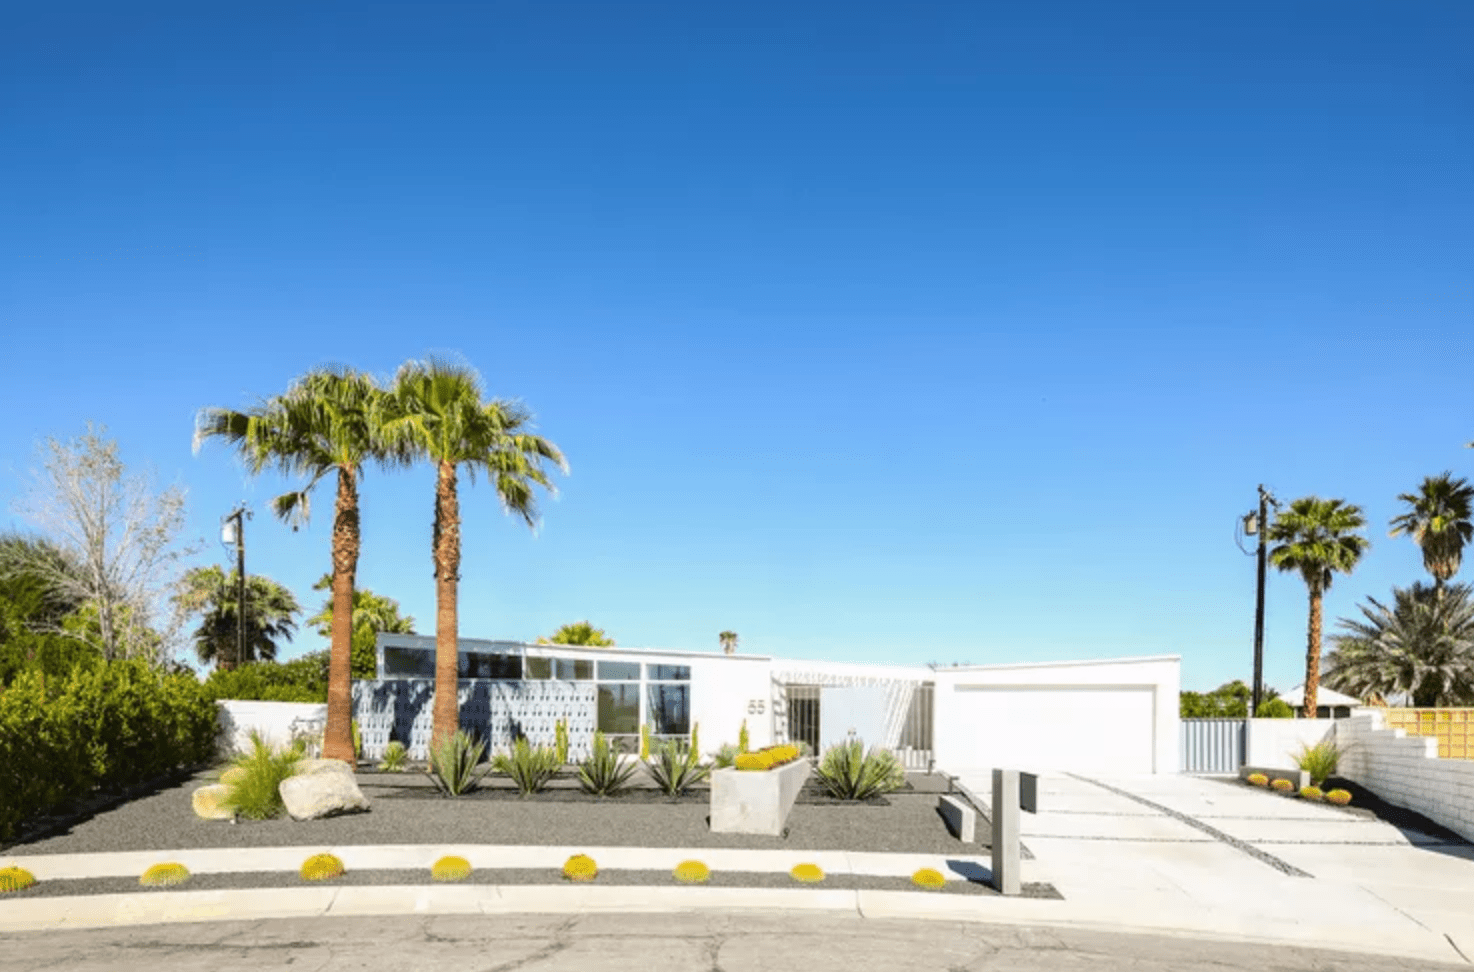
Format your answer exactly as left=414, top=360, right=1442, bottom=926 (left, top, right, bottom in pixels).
left=1, top=2, right=1470, bottom=691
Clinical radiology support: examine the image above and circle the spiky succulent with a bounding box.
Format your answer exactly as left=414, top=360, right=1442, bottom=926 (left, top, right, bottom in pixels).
left=1300, top=786, right=1324, bottom=801
left=139, top=862, right=191, bottom=887
left=563, top=854, right=598, bottom=882
left=790, top=863, right=825, bottom=883
left=1246, top=773, right=1269, bottom=787
left=1326, top=789, right=1353, bottom=806
left=378, top=740, right=409, bottom=773
left=911, top=868, right=946, bottom=890
left=0, top=866, right=37, bottom=893
left=673, top=860, right=710, bottom=884
left=431, top=856, right=472, bottom=882
left=300, top=853, right=346, bottom=881
left=1271, top=778, right=1295, bottom=793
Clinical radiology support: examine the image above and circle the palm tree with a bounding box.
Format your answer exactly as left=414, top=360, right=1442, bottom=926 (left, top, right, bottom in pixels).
left=195, top=366, right=395, bottom=763
left=1268, top=496, right=1370, bottom=718
left=1390, top=473, right=1474, bottom=594
left=173, top=566, right=301, bottom=668
left=719, top=630, right=738, bottom=655
left=537, top=621, right=615, bottom=647
left=307, top=573, right=416, bottom=678
left=386, top=358, right=566, bottom=745
left=1325, top=582, right=1474, bottom=707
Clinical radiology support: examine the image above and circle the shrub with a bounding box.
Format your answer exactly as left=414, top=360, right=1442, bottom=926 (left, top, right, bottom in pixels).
left=431, top=856, right=472, bottom=882
left=712, top=743, right=740, bottom=769
left=911, top=868, right=946, bottom=890
left=139, top=862, right=191, bottom=887
left=554, top=719, right=569, bottom=765
left=738, top=719, right=750, bottom=754
left=578, top=731, right=638, bottom=796
left=223, top=730, right=305, bottom=819
left=1246, top=773, right=1269, bottom=787
left=733, top=744, right=801, bottom=772
left=378, top=740, right=408, bottom=773
left=1292, top=739, right=1342, bottom=787
left=790, top=863, right=825, bottom=883
left=673, top=860, right=710, bottom=884
left=1326, top=789, right=1353, bottom=806
left=426, top=730, right=488, bottom=797
left=563, top=854, right=598, bottom=882
left=201, top=654, right=328, bottom=703
left=300, top=853, right=345, bottom=881
left=1271, top=778, right=1295, bottom=793
left=492, top=738, right=561, bottom=796
left=0, top=866, right=37, bottom=893
left=645, top=739, right=710, bottom=797
left=814, top=740, right=906, bottom=800
left=1258, top=698, right=1295, bottom=718
left=1300, top=786, right=1324, bottom=801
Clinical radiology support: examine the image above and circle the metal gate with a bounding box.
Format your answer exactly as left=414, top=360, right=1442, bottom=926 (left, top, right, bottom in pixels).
left=781, top=682, right=933, bottom=771
left=1180, top=718, right=1245, bottom=774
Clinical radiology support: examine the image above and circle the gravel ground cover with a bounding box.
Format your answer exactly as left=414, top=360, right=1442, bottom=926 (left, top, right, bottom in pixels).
left=7, top=767, right=991, bottom=857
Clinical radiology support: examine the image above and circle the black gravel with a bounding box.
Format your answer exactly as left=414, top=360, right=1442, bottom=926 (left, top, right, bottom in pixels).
left=0, top=867, right=1062, bottom=901
left=5, top=769, right=992, bottom=857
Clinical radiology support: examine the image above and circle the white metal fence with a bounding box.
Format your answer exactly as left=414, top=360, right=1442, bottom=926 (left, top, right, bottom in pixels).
left=1180, top=718, right=1245, bottom=773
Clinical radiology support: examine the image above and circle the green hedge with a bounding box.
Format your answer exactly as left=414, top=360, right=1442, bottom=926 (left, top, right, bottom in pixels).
left=0, top=658, right=219, bottom=842
left=200, top=652, right=329, bottom=703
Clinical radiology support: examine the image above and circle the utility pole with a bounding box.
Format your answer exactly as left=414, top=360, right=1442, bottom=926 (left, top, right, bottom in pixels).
left=1245, top=485, right=1278, bottom=717
left=221, top=505, right=249, bottom=669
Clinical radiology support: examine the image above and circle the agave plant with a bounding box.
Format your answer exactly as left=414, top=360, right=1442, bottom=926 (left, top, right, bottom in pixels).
left=491, top=737, right=562, bottom=795
left=578, top=730, right=639, bottom=796
left=426, top=730, right=489, bottom=797
left=645, top=738, right=710, bottom=797
left=813, top=739, right=906, bottom=800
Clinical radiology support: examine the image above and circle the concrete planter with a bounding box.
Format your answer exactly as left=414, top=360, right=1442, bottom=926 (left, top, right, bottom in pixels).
left=709, top=759, right=811, bottom=836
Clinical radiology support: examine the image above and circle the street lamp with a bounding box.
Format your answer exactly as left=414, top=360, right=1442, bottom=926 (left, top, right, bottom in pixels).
left=220, top=505, right=250, bottom=670
left=1240, top=485, right=1279, bottom=717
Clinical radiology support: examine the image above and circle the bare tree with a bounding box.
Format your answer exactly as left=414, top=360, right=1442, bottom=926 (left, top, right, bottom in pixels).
left=9, top=424, right=198, bottom=662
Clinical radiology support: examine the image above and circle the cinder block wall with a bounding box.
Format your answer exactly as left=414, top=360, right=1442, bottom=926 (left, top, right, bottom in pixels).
left=1337, top=712, right=1474, bottom=842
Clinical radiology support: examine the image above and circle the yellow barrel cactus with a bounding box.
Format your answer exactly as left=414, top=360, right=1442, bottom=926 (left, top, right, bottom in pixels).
left=563, top=854, right=598, bottom=882
left=790, top=863, right=825, bottom=883
left=1299, top=786, right=1324, bottom=801
left=0, top=866, right=37, bottom=893
left=673, top=859, right=711, bottom=883
left=300, top=853, right=346, bottom=881
left=1326, top=789, right=1353, bottom=806
left=139, top=862, right=191, bottom=887
left=1270, top=778, right=1295, bottom=793
left=911, top=867, right=946, bottom=890
left=1246, top=773, right=1269, bottom=787
left=431, top=856, right=472, bottom=882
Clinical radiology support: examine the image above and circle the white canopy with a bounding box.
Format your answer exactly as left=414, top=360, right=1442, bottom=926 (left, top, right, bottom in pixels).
left=1280, top=684, right=1362, bottom=707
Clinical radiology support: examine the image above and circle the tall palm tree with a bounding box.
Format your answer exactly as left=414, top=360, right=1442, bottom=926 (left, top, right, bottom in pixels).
left=1325, top=582, right=1474, bottom=707
left=386, top=358, right=566, bottom=745
left=719, top=630, right=738, bottom=655
left=173, top=565, right=301, bottom=668
left=195, top=366, right=395, bottom=763
left=1390, top=473, right=1474, bottom=594
left=1268, top=496, right=1370, bottom=718
left=307, top=574, right=416, bottom=678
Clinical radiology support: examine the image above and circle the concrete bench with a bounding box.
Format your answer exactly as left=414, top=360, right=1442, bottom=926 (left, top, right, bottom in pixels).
left=937, top=794, right=976, bottom=843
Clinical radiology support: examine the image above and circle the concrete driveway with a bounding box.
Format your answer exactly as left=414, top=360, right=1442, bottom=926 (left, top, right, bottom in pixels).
left=951, top=771, right=1474, bottom=964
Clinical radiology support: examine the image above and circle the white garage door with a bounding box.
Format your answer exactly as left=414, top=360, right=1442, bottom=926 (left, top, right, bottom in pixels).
left=947, top=684, right=1157, bottom=774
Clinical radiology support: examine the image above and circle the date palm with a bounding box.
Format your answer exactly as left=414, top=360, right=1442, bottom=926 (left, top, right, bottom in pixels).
left=1268, top=496, right=1370, bottom=717
left=1325, top=582, right=1474, bottom=707
left=195, top=366, right=395, bottom=763
left=386, top=358, right=566, bottom=745
left=1390, top=473, right=1474, bottom=594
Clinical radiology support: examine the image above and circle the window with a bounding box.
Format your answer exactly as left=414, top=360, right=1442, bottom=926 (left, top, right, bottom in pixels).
left=383, top=646, right=434, bottom=678
left=646, top=683, right=690, bottom=735
left=459, top=651, right=521, bottom=679
left=526, top=657, right=552, bottom=679
left=598, top=684, right=641, bottom=734
left=597, top=660, right=640, bottom=681
left=645, top=664, right=690, bottom=681
left=527, top=656, right=595, bottom=680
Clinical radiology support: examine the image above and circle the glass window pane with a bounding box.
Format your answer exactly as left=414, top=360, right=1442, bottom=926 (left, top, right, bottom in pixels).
left=645, top=664, right=690, bottom=681
left=459, top=652, right=521, bottom=679
left=556, top=658, right=594, bottom=680
left=646, top=684, right=690, bottom=735
left=597, top=660, right=640, bottom=681
left=598, top=684, right=641, bottom=734
left=525, top=657, right=552, bottom=680
left=383, top=646, right=434, bottom=678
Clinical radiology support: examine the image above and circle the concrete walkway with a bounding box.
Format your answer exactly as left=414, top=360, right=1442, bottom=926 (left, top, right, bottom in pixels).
left=4, top=773, right=1473, bottom=966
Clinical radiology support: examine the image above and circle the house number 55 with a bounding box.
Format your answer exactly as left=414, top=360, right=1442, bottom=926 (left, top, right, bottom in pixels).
left=747, top=700, right=766, bottom=715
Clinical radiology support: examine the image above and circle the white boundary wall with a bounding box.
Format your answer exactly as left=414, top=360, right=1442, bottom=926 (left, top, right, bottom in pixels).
left=1338, top=710, right=1474, bottom=842
left=931, top=655, right=1180, bottom=774
left=216, top=700, right=327, bottom=756
left=1245, top=718, right=1337, bottom=768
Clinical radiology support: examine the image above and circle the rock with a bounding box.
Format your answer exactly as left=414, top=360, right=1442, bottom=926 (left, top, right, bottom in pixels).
left=294, top=758, right=356, bottom=777
left=192, top=785, right=235, bottom=820
left=279, top=771, right=370, bottom=821
left=219, top=766, right=247, bottom=786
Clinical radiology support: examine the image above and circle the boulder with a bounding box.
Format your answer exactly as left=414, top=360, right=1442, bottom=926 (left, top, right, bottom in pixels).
left=192, top=784, right=235, bottom=820
left=279, top=771, right=370, bottom=821
left=294, top=758, right=356, bottom=777
left=219, top=766, right=247, bottom=786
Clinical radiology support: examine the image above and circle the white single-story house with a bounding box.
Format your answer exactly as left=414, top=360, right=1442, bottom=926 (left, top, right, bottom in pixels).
left=1280, top=683, right=1363, bottom=720
left=336, top=634, right=1180, bottom=775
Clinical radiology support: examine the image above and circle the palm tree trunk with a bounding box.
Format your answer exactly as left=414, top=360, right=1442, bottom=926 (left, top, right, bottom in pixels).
left=431, top=460, right=462, bottom=746
left=322, top=465, right=360, bottom=764
left=1303, top=587, right=1323, bottom=719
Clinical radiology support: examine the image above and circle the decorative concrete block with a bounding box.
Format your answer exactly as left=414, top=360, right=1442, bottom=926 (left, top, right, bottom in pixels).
left=938, top=794, right=975, bottom=843
left=709, top=760, right=810, bottom=836
left=279, top=772, right=370, bottom=821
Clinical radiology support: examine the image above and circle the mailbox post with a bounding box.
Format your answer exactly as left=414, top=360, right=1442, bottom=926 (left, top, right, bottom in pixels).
left=990, top=769, right=1038, bottom=896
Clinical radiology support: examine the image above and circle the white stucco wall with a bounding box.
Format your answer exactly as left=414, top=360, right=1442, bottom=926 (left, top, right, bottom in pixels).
left=216, top=700, right=327, bottom=756
left=1245, top=718, right=1337, bottom=768
left=689, top=654, right=775, bottom=754
left=931, top=655, right=1180, bottom=774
